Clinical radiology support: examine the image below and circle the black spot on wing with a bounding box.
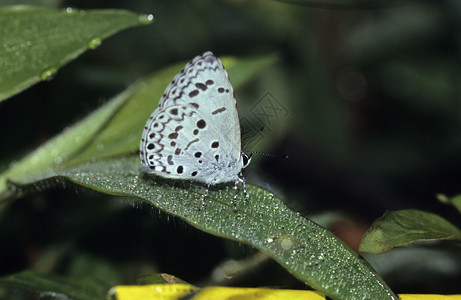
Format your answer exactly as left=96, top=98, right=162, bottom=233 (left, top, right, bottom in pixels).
left=189, top=90, right=199, bottom=97
left=195, top=82, right=207, bottom=91
left=211, top=107, right=226, bottom=115
left=197, top=119, right=206, bottom=129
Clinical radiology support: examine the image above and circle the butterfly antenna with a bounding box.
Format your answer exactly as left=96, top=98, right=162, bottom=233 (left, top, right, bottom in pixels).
left=248, top=151, right=289, bottom=159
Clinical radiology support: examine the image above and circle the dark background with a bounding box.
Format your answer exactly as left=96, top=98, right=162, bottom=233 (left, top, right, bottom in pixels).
left=1, top=0, right=460, bottom=296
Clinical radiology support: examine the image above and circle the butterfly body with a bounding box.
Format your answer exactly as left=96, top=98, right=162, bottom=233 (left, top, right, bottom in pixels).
left=140, top=52, right=250, bottom=196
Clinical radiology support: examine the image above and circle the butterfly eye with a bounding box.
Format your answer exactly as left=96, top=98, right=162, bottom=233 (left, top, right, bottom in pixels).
left=242, top=153, right=252, bottom=168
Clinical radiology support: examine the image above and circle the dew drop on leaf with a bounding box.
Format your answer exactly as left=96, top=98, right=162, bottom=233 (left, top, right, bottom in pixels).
left=88, top=37, right=102, bottom=50
left=138, top=13, right=154, bottom=24
left=40, top=67, right=58, bottom=81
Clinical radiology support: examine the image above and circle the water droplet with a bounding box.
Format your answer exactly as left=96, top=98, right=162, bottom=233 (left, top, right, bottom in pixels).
left=65, top=7, right=74, bottom=14
left=40, top=67, right=58, bottom=81
left=96, top=143, right=105, bottom=151
left=266, top=237, right=274, bottom=243
left=155, top=286, right=164, bottom=292
left=138, top=13, right=154, bottom=24
left=280, top=236, right=294, bottom=250
left=88, top=37, right=102, bottom=50
left=54, top=156, right=63, bottom=165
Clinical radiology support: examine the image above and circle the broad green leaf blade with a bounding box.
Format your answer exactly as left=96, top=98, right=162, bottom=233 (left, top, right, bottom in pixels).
left=0, top=5, right=152, bottom=102
left=0, top=270, right=111, bottom=300
left=0, top=54, right=276, bottom=199
left=360, top=209, right=461, bottom=254
left=9, top=156, right=397, bottom=300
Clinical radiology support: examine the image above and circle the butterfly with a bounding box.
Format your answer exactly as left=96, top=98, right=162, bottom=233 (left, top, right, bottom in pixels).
left=139, top=51, right=251, bottom=208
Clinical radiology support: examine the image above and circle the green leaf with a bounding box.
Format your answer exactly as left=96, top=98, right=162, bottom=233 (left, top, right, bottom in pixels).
left=450, top=195, right=461, bottom=214
left=437, top=193, right=461, bottom=215
left=360, top=209, right=461, bottom=254
left=8, top=156, right=396, bottom=300
left=0, top=270, right=111, bottom=300
left=0, top=53, right=276, bottom=199
left=0, top=5, right=152, bottom=102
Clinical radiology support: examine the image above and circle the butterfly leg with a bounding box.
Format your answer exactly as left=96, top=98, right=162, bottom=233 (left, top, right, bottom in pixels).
left=233, top=177, right=239, bottom=210
left=239, top=172, right=249, bottom=201
left=201, top=184, right=210, bottom=210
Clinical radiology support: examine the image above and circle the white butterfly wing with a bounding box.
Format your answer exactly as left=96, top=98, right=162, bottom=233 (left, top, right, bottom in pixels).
left=140, top=52, right=243, bottom=185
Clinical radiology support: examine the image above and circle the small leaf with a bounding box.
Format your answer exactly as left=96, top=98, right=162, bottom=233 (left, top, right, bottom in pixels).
left=360, top=209, right=461, bottom=254
left=437, top=193, right=461, bottom=215
left=0, top=270, right=111, bottom=300
left=9, top=156, right=397, bottom=300
left=450, top=195, right=461, bottom=214
left=0, top=5, right=151, bottom=102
